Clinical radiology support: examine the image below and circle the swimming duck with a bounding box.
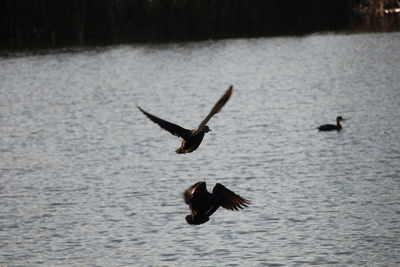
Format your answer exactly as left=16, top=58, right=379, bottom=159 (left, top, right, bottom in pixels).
left=183, top=181, right=250, bottom=225
left=318, top=116, right=345, bottom=131
left=138, top=86, right=233, bottom=154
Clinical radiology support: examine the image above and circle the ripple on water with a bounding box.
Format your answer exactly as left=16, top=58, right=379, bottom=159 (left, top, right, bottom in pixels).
left=1, top=32, right=400, bottom=266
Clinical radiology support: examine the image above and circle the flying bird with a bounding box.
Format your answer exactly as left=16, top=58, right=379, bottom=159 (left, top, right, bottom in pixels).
left=318, top=116, right=345, bottom=131
left=138, top=86, right=233, bottom=154
left=183, top=181, right=250, bottom=225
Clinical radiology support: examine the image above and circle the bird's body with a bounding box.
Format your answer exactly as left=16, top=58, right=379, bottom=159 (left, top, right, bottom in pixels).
left=183, top=181, right=250, bottom=225
left=175, top=130, right=206, bottom=154
left=318, top=116, right=345, bottom=131
left=138, top=86, right=233, bottom=154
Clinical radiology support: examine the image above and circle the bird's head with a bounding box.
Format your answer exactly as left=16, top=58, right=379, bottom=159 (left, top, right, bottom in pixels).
left=204, top=125, right=211, bottom=133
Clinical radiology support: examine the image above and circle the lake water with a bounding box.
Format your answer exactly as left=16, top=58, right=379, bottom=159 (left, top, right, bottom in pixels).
left=1, top=32, right=400, bottom=266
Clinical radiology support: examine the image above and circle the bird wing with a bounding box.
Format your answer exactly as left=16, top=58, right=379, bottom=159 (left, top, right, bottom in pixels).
left=138, top=106, right=192, bottom=140
left=183, top=181, right=211, bottom=211
left=213, top=183, right=250, bottom=211
left=194, top=85, right=233, bottom=134
left=183, top=182, right=205, bottom=204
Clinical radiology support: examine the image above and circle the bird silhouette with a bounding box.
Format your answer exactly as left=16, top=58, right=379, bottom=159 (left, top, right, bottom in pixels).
left=138, top=86, right=233, bottom=153
left=183, top=181, right=250, bottom=225
left=318, top=116, right=345, bottom=131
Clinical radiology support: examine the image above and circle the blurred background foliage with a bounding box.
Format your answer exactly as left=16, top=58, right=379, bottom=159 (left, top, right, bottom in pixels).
left=0, top=0, right=399, bottom=49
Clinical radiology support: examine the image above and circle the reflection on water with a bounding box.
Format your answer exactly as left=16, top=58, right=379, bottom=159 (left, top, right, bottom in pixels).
left=1, top=32, right=400, bottom=266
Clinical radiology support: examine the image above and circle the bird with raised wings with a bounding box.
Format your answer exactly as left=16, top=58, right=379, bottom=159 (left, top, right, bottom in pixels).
left=183, top=181, right=250, bottom=225
left=138, top=86, right=233, bottom=154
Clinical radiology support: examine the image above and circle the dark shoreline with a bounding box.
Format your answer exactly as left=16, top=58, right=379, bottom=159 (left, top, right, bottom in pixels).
left=1, top=0, right=399, bottom=52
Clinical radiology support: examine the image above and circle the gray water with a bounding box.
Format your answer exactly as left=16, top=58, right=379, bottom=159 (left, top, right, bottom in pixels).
left=1, top=32, right=400, bottom=266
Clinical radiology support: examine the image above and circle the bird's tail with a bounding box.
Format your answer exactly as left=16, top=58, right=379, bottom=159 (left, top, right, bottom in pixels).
left=176, top=147, right=193, bottom=154
left=175, top=147, right=186, bottom=154
left=185, top=215, right=209, bottom=225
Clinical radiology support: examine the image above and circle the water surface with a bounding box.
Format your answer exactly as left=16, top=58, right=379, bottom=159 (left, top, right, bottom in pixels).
left=1, top=32, right=400, bottom=266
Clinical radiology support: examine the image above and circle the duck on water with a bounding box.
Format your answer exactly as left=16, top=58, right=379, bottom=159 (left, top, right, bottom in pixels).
left=138, top=85, right=233, bottom=154
left=317, top=116, right=345, bottom=131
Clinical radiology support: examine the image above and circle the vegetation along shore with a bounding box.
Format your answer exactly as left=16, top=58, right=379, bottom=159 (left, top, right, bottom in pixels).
left=0, top=0, right=399, bottom=50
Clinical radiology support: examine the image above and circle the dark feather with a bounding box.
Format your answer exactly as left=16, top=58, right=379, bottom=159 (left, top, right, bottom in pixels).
left=194, top=85, right=233, bottom=134
left=183, top=181, right=250, bottom=225
left=183, top=181, right=206, bottom=204
left=318, top=124, right=338, bottom=131
left=138, top=86, right=233, bottom=153
left=318, top=116, right=344, bottom=131
left=213, top=183, right=250, bottom=211
left=137, top=105, right=192, bottom=140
